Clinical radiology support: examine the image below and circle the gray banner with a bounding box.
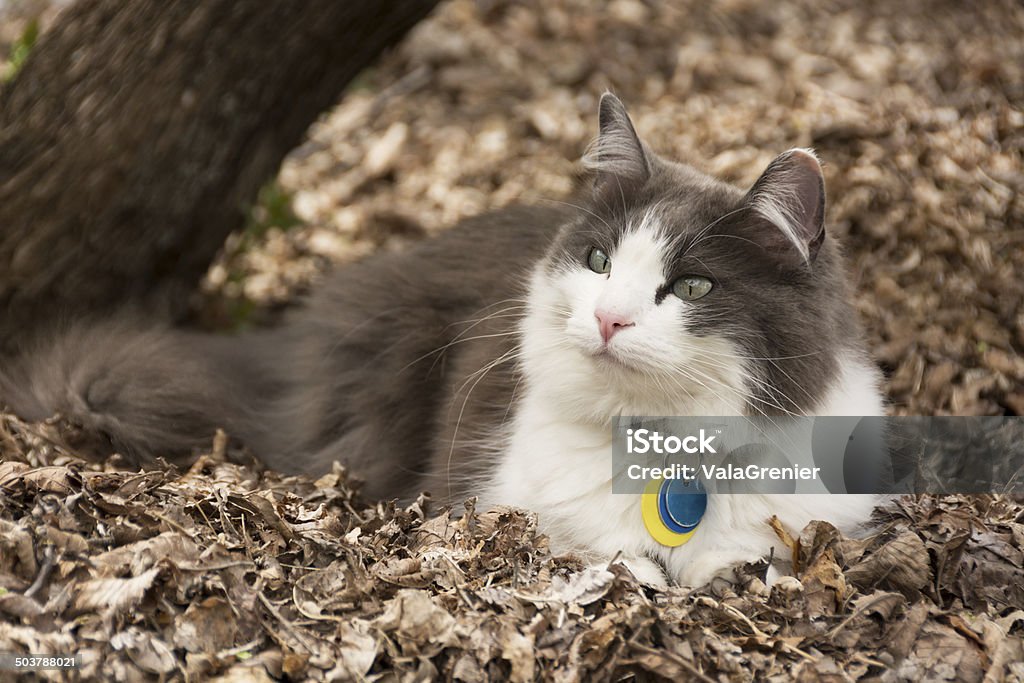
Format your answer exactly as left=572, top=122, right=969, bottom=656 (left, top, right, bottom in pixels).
left=611, top=416, right=1024, bottom=494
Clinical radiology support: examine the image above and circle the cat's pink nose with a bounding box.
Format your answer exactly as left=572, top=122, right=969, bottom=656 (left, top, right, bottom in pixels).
left=595, top=310, right=635, bottom=344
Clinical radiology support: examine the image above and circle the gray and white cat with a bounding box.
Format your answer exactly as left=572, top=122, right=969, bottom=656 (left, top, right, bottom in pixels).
left=1, top=94, right=884, bottom=586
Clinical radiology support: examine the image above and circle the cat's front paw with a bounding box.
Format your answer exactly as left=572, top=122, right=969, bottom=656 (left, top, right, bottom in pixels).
left=672, top=549, right=759, bottom=588
left=596, top=556, right=668, bottom=588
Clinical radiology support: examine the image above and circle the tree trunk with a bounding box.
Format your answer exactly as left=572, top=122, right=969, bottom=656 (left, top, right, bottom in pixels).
left=0, top=0, right=439, bottom=348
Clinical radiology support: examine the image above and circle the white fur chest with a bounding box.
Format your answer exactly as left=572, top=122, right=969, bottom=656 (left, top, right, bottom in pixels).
left=483, top=350, right=885, bottom=587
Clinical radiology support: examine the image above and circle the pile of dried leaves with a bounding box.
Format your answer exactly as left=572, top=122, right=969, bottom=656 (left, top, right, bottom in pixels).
left=2, top=414, right=1023, bottom=681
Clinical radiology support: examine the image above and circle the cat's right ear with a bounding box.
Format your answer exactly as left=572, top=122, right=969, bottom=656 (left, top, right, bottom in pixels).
left=582, top=93, right=651, bottom=198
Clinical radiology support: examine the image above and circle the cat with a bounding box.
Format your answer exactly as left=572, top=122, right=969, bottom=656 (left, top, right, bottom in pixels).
left=0, top=94, right=884, bottom=587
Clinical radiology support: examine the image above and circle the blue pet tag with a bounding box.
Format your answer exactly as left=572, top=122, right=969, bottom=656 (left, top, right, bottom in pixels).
left=659, top=477, right=708, bottom=533
left=642, top=475, right=708, bottom=546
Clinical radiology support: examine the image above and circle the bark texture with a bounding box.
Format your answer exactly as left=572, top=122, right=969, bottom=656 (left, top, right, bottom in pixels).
left=0, top=0, right=439, bottom=347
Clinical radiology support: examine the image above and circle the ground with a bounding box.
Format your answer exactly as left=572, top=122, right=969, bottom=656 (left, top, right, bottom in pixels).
left=1, top=0, right=1023, bottom=680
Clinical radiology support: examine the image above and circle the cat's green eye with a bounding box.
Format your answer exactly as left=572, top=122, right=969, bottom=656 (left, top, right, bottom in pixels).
left=587, top=247, right=611, bottom=274
left=673, top=276, right=713, bottom=301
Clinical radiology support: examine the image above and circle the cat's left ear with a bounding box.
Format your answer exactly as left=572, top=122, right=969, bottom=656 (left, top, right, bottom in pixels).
left=742, top=149, right=826, bottom=264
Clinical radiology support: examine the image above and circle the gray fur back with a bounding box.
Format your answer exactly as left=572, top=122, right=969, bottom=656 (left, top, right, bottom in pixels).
left=0, top=205, right=566, bottom=501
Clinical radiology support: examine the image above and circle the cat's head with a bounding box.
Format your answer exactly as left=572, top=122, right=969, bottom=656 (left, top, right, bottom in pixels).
left=524, top=93, right=860, bottom=418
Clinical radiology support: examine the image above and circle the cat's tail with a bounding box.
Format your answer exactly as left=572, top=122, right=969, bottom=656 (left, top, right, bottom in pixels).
left=0, top=319, right=282, bottom=468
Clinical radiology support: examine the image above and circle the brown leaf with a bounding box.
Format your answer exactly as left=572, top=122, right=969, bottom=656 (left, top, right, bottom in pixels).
left=498, top=624, right=536, bottom=683
left=541, top=566, right=615, bottom=606
left=173, top=597, right=239, bottom=654
left=0, top=519, right=37, bottom=580
left=0, top=592, right=45, bottom=620
left=73, top=567, right=161, bottom=614
left=0, top=465, right=78, bottom=494
left=110, top=628, right=177, bottom=674
left=374, top=589, right=458, bottom=656
left=847, top=530, right=931, bottom=595
left=372, top=556, right=437, bottom=587
left=898, top=621, right=985, bottom=682
left=769, top=514, right=800, bottom=570
left=330, top=620, right=378, bottom=679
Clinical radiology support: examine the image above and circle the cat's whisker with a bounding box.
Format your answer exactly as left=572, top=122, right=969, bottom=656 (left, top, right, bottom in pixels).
left=445, top=345, right=526, bottom=497
left=649, top=362, right=806, bottom=455
left=682, top=252, right=719, bottom=283
left=444, top=303, right=529, bottom=333
left=652, top=353, right=803, bottom=418
left=679, top=344, right=823, bottom=409
left=502, top=375, right=525, bottom=425
left=322, top=306, right=410, bottom=360
left=401, top=303, right=528, bottom=373
left=681, top=345, right=824, bottom=363
left=684, top=206, right=749, bottom=254
left=450, top=335, right=570, bottom=402
left=687, top=232, right=767, bottom=251
left=424, top=327, right=522, bottom=371
left=455, top=349, right=522, bottom=395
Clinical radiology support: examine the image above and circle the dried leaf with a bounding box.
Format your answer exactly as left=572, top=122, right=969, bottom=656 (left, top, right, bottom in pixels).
left=847, top=530, right=930, bottom=595
left=73, top=567, right=161, bottom=614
